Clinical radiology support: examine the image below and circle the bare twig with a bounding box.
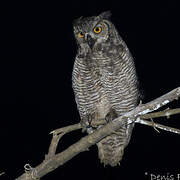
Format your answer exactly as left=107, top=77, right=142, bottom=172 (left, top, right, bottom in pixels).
left=46, top=123, right=82, bottom=159
left=136, top=118, right=180, bottom=134
left=0, top=172, right=5, bottom=176
left=140, top=108, right=180, bottom=119
left=15, top=87, right=180, bottom=180
left=49, top=123, right=82, bottom=135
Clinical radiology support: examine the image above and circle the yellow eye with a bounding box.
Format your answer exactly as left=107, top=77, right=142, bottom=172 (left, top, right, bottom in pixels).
left=94, top=26, right=102, bottom=34
left=78, top=32, right=84, bottom=38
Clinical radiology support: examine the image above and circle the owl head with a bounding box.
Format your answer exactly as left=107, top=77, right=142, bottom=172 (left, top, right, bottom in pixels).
left=73, top=11, right=120, bottom=53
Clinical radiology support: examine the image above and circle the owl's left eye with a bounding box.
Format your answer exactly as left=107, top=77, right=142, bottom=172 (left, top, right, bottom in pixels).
left=78, top=32, right=84, bottom=38
left=93, top=26, right=102, bottom=34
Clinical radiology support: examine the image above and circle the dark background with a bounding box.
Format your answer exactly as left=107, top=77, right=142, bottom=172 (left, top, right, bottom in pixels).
left=0, top=0, right=180, bottom=179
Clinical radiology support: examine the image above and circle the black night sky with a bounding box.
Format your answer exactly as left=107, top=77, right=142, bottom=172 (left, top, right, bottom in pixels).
left=0, top=0, right=180, bottom=179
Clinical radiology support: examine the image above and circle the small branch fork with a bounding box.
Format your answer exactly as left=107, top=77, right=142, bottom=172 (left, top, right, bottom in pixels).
left=16, top=87, right=180, bottom=180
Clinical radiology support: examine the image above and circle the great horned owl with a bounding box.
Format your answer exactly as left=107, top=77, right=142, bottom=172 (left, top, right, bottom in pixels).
left=72, top=11, right=139, bottom=166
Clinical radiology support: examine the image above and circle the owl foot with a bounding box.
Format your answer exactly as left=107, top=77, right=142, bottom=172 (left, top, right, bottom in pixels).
left=105, top=108, right=122, bottom=135
left=105, top=108, right=118, bottom=123
left=80, top=120, right=88, bottom=133
left=80, top=113, right=96, bottom=133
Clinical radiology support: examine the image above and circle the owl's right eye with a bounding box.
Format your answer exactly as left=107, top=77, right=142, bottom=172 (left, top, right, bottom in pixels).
left=78, top=32, right=84, bottom=38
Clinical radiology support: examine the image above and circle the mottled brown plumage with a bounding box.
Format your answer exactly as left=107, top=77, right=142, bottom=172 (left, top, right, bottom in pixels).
left=72, top=11, right=139, bottom=166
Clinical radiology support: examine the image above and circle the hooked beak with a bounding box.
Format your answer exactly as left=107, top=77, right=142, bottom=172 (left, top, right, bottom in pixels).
left=86, top=34, right=96, bottom=49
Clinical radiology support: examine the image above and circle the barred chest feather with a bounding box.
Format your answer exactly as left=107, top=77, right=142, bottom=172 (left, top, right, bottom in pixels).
left=72, top=42, right=138, bottom=166
left=73, top=46, right=138, bottom=119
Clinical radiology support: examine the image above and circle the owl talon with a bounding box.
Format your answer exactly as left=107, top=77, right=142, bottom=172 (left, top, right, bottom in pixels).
left=80, top=112, right=96, bottom=132
left=87, top=114, right=93, bottom=127
left=105, top=108, right=118, bottom=123
left=80, top=120, right=89, bottom=133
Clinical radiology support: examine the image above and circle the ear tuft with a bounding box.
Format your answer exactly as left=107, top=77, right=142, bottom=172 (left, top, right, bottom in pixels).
left=72, top=16, right=83, bottom=26
left=99, top=11, right=111, bottom=19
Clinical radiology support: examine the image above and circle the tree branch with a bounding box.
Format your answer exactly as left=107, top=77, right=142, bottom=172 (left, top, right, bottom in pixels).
left=0, top=172, right=5, bottom=176
left=15, top=87, right=180, bottom=180
left=140, top=108, right=180, bottom=119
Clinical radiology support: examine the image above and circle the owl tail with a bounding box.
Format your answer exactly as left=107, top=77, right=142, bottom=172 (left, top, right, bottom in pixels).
left=97, top=126, right=132, bottom=166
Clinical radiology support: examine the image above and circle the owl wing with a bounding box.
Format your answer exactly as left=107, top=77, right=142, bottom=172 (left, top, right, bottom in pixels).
left=72, top=57, right=85, bottom=119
